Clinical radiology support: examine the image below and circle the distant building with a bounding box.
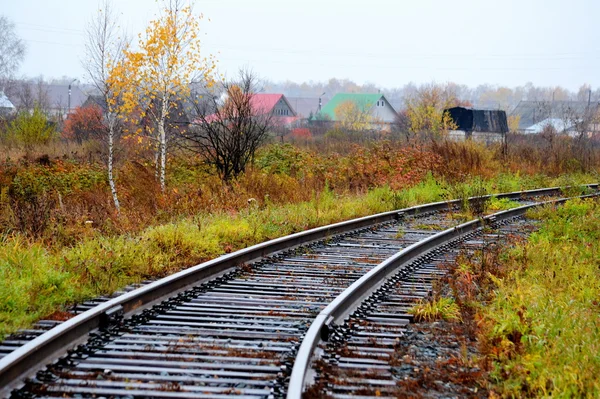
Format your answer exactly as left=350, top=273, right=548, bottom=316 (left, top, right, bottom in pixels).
left=7, top=83, right=88, bottom=117
left=445, top=106, right=508, bottom=143
left=511, top=100, right=600, bottom=135
left=0, top=91, right=15, bottom=117
left=82, top=94, right=108, bottom=113
left=523, top=118, right=573, bottom=135
left=319, top=93, right=397, bottom=126
left=251, top=94, right=297, bottom=126
left=287, top=97, right=326, bottom=120
left=193, top=93, right=299, bottom=127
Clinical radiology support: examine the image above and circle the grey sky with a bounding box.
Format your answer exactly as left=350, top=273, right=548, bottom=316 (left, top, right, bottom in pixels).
left=3, top=0, right=600, bottom=90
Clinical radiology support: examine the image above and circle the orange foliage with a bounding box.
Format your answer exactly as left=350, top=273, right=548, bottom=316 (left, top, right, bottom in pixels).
left=291, top=128, right=312, bottom=139
left=63, top=105, right=105, bottom=143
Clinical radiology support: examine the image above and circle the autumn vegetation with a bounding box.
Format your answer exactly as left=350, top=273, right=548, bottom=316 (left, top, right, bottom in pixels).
left=1, top=1, right=600, bottom=394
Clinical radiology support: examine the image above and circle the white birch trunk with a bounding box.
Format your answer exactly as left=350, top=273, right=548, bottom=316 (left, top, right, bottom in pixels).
left=107, top=114, right=121, bottom=214
left=158, top=96, right=168, bottom=193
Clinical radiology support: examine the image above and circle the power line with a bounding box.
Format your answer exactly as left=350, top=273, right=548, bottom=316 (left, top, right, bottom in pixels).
left=22, top=38, right=84, bottom=48
left=16, top=21, right=85, bottom=34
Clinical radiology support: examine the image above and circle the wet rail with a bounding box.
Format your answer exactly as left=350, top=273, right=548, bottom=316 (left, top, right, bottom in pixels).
left=0, top=185, right=596, bottom=398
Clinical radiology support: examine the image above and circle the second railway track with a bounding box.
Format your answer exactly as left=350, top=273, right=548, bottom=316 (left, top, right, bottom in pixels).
left=0, top=185, right=597, bottom=398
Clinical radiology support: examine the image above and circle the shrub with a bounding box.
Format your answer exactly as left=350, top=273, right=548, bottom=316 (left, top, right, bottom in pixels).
left=9, top=107, right=55, bottom=148
left=291, top=128, right=312, bottom=140
left=63, top=105, right=105, bottom=144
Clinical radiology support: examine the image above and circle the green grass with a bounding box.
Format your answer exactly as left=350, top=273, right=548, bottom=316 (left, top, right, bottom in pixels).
left=481, top=198, right=600, bottom=397
left=409, top=297, right=461, bottom=322
left=0, top=185, right=436, bottom=337
left=486, top=196, right=522, bottom=212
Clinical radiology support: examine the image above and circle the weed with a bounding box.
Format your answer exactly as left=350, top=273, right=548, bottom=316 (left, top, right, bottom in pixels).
left=478, top=198, right=600, bottom=397
left=409, top=297, right=461, bottom=322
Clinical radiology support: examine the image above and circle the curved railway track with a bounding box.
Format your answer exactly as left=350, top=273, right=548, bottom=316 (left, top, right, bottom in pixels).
left=0, top=186, right=597, bottom=398
left=290, top=216, right=533, bottom=399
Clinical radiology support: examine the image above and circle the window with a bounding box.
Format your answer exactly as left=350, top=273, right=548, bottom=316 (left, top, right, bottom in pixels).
left=376, top=101, right=380, bottom=106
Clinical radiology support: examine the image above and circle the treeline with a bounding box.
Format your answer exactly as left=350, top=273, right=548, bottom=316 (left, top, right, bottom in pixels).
left=265, top=79, right=599, bottom=112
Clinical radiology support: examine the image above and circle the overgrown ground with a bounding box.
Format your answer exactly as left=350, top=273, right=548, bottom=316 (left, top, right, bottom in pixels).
left=0, top=139, right=599, bottom=338
left=419, top=198, right=600, bottom=397
left=480, top=198, right=600, bottom=397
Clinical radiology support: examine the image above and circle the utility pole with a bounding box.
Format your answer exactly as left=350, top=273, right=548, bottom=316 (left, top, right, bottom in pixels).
left=67, top=78, right=78, bottom=115
left=318, top=92, right=325, bottom=113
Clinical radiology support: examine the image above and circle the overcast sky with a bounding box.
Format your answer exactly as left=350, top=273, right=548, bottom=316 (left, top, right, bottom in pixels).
left=3, top=0, right=600, bottom=90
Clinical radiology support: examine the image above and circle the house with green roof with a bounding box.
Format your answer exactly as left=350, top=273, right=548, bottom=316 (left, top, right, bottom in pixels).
left=319, top=93, right=398, bottom=127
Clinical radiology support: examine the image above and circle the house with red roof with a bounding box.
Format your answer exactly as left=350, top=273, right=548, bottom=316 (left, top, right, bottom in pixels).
left=251, top=93, right=298, bottom=126
left=194, top=93, right=299, bottom=127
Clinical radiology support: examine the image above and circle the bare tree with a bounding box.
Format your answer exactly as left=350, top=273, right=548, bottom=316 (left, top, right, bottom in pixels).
left=83, top=0, right=129, bottom=213
left=184, top=69, right=273, bottom=181
left=4, top=77, right=50, bottom=114
left=394, top=109, right=412, bottom=142
left=0, top=15, right=26, bottom=90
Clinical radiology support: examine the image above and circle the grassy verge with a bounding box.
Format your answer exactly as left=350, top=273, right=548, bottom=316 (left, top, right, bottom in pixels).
left=479, top=198, right=600, bottom=397
left=1, top=183, right=438, bottom=338
left=0, top=174, right=597, bottom=339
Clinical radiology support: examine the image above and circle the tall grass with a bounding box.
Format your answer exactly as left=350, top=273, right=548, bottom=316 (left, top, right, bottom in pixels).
left=480, top=198, right=600, bottom=397
left=0, top=185, right=434, bottom=337
left=1, top=139, right=599, bottom=338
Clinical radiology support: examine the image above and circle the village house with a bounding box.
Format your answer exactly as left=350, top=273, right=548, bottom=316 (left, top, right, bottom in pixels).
left=510, top=100, right=600, bottom=137
left=0, top=91, right=15, bottom=117
left=192, top=93, right=298, bottom=127
left=6, top=82, right=88, bottom=118
left=445, top=106, right=508, bottom=144
left=318, top=93, right=397, bottom=129
left=250, top=94, right=298, bottom=126
left=286, top=97, right=326, bottom=120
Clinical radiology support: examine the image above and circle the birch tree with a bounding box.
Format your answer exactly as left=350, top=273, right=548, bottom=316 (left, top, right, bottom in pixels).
left=83, top=0, right=129, bottom=213
left=116, top=0, right=216, bottom=192
left=0, top=15, right=26, bottom=89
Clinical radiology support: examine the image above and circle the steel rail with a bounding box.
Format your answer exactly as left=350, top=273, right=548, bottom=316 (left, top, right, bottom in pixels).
left=0, top=184, right=596, bottom=396
left=286, top=192, right=600, bottom=398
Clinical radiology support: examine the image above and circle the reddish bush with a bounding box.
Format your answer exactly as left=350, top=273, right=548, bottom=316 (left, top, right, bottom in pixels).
left=63, top=105, right=105, bottom=143
left=291, top=128, right=312, bottom=139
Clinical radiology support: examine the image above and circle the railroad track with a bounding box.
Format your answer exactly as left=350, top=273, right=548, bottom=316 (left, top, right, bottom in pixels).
left=0, top=186, right=597, bottom=398
left=293, top=217, right=533, bottom=398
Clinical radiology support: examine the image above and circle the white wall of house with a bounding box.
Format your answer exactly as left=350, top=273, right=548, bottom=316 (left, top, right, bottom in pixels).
left=371, top=96, right=397, bottom=123
left=449, top=129, right=504, bottom=144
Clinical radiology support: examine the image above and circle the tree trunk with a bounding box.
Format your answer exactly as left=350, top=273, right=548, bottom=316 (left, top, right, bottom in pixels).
left=107, top=115, right=121, bottom=214
left=158, top=97, right=168, bottom=193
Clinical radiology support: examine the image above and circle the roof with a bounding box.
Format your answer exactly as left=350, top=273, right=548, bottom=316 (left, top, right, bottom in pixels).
left=523, top=118, right=573, bottom=134
left=511, top=100, right=600, bottom=129
left=320, top=93, right=384, bottom=120
left=194, top=93, right=296, bottom=124
left=7, top=83, right=88, bottom=110
left=287, top=97, right=323, bottom=118
left=446, top=106, right=508, bottom=134
left=83, top=95, right=107, bottom=112
left=0, top=91, right=14, bottom=109
left=251, top=94, right=297, bottom=116
left=251, top=94, right=281, bottom=113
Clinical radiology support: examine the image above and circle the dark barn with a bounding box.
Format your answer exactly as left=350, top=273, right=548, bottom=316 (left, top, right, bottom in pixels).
left=446, top=107, right=509, bottom=138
